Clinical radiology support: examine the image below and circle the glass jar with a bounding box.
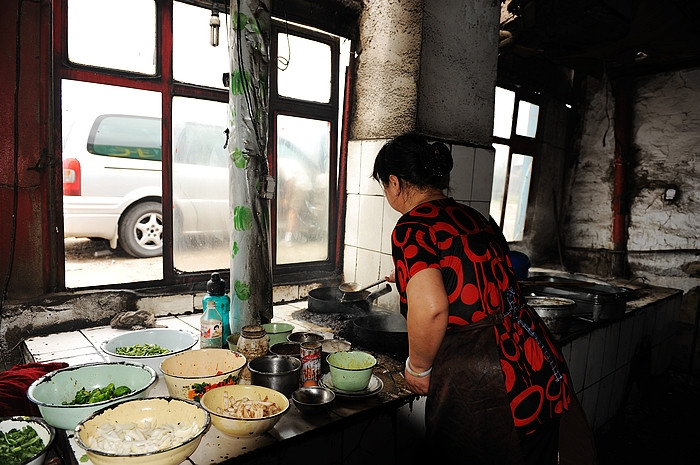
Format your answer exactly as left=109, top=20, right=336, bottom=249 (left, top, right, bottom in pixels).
left=237, top=325, right=269, bottom=380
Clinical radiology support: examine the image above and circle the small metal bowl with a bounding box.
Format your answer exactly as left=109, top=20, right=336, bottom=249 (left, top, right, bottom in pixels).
left=287, top=332, right=324, bottom=344
left=292, top=386, right=335, bottom=415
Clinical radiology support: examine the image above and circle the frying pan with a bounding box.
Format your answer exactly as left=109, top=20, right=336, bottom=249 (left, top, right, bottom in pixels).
left=307, top=284, right=392, bottom=314
left=352, top=310, right=408, bottom=359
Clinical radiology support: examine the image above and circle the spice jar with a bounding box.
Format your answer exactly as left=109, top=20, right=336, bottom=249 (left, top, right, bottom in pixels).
left=237, top=325, right=269, bottom=380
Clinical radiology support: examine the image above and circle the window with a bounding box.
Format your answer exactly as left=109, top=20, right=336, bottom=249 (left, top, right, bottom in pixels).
left=269, top=20, right=350, bottom=277
left=58, top=1, right=348, bottom=288
left=490, top=86, right=539, bottom=241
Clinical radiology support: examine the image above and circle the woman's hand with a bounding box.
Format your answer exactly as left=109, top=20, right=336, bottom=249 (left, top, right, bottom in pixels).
left=404, top=367, right=431, bottom=395
left=385, top=269, right=396, bottom=283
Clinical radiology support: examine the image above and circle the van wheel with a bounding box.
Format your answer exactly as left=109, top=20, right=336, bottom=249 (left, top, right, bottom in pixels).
left=118, top=201, right=163, bottom=258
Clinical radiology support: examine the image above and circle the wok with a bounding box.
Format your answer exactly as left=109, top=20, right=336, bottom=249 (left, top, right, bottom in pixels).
left=352, top=311, right=408, bottom=359
left=308, top=284, right=392, bottom=314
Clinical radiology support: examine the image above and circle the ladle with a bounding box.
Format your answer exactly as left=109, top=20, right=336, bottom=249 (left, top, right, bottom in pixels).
left=338, top=278, right=387, bottom=301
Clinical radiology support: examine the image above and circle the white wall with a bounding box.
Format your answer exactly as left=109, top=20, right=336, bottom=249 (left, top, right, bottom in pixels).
left=343, top=139, right=495, bottom=310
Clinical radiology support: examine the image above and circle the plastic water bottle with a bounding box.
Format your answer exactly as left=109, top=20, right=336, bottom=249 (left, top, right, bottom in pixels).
left=200, top=299, right=223, bottom=348
left=202, top=272, right=231, bottom=347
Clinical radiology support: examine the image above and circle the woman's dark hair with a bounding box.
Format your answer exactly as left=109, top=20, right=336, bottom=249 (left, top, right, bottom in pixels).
left=372, top=133, right=453, bottom=190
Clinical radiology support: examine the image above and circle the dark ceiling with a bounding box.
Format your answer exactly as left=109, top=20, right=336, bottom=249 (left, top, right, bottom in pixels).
left=500, top=0, right=700, bottom=77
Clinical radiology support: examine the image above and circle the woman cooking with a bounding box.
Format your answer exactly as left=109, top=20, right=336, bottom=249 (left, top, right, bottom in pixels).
left=372, top=133, right=592, bottom=464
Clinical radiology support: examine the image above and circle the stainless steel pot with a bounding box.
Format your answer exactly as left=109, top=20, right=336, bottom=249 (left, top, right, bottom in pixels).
left=248, top=355, right=301, bottom=398
left=526, top=295, right=576, bottom=334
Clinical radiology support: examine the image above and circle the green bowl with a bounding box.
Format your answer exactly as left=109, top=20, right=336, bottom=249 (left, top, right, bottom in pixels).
left=27, top=362, right=157, bottom=430
left=326, top=351, right=376, bottom=392
left=262, top=323, right=294, bottom=346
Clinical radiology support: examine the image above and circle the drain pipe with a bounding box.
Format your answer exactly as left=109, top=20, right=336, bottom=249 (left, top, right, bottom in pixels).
left=611, top=77, right=633, bottom=277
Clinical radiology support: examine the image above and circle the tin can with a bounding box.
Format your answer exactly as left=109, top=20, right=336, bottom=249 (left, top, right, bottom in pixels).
left=300, top=341, right=322, bottom=384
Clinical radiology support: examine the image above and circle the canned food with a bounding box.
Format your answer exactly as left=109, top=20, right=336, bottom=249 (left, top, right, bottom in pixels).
left=300, top=341, right=322, bottom=385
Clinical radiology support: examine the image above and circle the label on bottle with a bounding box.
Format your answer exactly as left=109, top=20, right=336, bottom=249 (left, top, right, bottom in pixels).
left=201, top=319, right=223, bottom=348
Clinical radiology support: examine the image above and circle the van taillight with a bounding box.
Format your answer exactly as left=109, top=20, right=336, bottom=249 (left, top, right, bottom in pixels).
left=63, top=158, right=81, bottom=196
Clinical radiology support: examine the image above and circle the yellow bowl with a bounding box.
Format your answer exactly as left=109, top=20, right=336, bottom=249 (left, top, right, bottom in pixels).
left=74, top=397, right=210, bottom=465
left=160, top=348, right=246, bottom=401
left=199, top=384, right=289, bottom=438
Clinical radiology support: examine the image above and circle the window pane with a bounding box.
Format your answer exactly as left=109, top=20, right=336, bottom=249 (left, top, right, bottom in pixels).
left=502, top=154, right=533, bottom=241
left=173, top=2, right=229, bottom=89
left=276, top=115, right=330, bottom=265
left=489, top=143, right=510, bottom=222
left=277, top=33, right=331, bottom=103
left=493, top=87, right=515, bottom=138
left=515, top=100, right=539, bottom=138
left=172, top=97, right=231, bottom=272
left=61, top=80, right=162, bottom=288
left=67, top=0, right=156, bottom=74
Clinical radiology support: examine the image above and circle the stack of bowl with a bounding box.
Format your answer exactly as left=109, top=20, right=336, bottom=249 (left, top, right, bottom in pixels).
left=248, top=355, right=302, bottom=398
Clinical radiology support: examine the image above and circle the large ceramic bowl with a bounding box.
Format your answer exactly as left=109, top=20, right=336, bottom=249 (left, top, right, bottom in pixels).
left=100, top=328, right=198, bottom=374
left=261, top=322, right=294, bottom=345
left=74, top=397, right=210, bottom=465
left=26, top=361, right=157, bottom=430
left=160, top=348, right=246, bottom=401
left=199, top=384, right=289, bottom=438
left=0, top=416, right=55, bottom=465
left=326, top=350, right=376, bottom=392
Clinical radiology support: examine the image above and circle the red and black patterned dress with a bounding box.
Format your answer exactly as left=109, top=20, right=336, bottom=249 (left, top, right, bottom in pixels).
left=392, top=198, right=572, bottom=462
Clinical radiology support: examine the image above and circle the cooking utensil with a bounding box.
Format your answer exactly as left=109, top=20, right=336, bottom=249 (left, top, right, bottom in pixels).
left=352, top=311, right=408, bottom=359
left=307, top=284, right=392, bottom=314
left=339, top=278, right=386, bottom=294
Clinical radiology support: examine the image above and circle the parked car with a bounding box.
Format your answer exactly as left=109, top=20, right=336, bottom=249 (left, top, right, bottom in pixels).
left=62, top=114, right=230, bottom=258
left=62, top=113, right=328, bottom=258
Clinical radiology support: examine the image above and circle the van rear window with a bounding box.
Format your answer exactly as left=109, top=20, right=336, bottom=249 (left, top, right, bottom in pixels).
left=88, top=115, right=162, bottom=161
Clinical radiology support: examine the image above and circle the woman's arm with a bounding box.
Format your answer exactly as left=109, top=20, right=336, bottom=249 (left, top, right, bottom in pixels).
left=404, top=267, right=449, bottom=395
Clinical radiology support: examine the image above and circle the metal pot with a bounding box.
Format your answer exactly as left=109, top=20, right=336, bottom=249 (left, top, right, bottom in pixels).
left=526, top=295, right=576, bottom=334
left=248, top=355, right=301, bottom=398
left=307, top=284, right=392, bottom=314
left=352, top=311, right=408, bottom=359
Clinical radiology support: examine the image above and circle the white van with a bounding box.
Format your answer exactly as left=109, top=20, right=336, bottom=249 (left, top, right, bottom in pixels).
left=62, top=114, right=230, bottom=258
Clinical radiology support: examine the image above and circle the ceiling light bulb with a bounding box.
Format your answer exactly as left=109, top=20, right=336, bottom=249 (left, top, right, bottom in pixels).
left=210, top=12, right=220, bottom=47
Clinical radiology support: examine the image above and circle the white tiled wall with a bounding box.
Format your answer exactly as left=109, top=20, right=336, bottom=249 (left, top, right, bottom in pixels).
left=343, top=139, right=496, bottom=311
left=560, top=292, right=681, bottom=430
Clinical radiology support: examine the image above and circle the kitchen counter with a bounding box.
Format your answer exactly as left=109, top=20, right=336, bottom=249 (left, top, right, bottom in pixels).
left=22, top=306, right=420, bottom=465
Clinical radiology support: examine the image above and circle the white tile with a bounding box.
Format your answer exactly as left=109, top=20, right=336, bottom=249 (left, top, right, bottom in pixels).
left=595, top=375, right=614, bottom=428
left=355, top=248, right=382, bottom=285
left=381, top=201, right=401, bottom=254
left=344, top=193, right=360, bottom=247
left=32, top=346, right=105, bottom=364
left=24, top=331, right=93, bottom=355
left=359, top=140, right=386, bottom=196
left=82, top=326, right=129, bottom=350
left=346, top=140, right=362, bottom=194
left=449, top=144, right=474, bottom=201
left=471, top=147, right=494, bottom=202
left=601, top=322, right=620, bottom=377
left=357, top=195, right=384, bottom=252
left=343, top=245, right=358, bottom=284
left=580, top=382, right=600, bottom=430
left=616, top=316, right=634, bottom=370
left=176, top=313, right=201, bottom=331
left=567, top=334, right=590, bottom=393
left=584, top=328, right=605, bottom=388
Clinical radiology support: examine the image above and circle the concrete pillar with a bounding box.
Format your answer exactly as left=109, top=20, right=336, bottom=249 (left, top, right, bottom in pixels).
left=352, top=0, right=500, bottom=146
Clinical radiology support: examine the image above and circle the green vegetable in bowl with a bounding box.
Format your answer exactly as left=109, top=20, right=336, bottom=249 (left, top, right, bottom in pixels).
left=114, top=343, right=172, bottom=356
left=63, top=383, right=132, bottom=405
left=0, top=425, right=45, bottom=465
